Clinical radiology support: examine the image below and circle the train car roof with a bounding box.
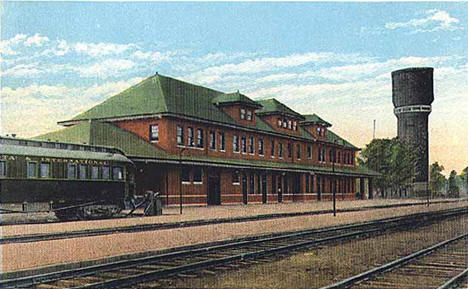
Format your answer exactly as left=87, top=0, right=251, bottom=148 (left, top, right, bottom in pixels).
left=0, top=143, right=131, bottom=163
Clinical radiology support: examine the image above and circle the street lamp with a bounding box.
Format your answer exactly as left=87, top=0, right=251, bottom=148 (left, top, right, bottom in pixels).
left=179, top=147, right=188, bottom=214
left=332, top=140, right=337, bottom=217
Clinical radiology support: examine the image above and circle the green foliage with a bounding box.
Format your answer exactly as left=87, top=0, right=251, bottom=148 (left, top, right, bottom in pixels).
left=447, top=170, right=460, bottom=198
left=359, top=137, right=416, bottom=197
left=429, top=162, right=446, bottom=195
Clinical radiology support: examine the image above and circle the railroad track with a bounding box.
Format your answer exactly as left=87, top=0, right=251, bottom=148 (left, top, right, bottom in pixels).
left=1, top=207, right=466, bottom=289
left=321, top=233, right=468, bottom=289
left=1, top=202, right=467, bottom=245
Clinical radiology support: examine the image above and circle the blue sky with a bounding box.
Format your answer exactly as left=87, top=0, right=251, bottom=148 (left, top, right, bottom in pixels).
left=1, top=2, right=467, bottom=174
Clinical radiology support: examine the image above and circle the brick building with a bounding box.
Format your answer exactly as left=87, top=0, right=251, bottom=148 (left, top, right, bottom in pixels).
left=37, top=73, right=378, bottom=206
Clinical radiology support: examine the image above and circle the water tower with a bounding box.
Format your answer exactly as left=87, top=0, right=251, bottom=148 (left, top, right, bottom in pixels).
left=392, top=67, right=434, bottom=193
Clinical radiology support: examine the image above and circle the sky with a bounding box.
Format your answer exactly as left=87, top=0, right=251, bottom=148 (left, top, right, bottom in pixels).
left=1, top=2, right=467, bottom=176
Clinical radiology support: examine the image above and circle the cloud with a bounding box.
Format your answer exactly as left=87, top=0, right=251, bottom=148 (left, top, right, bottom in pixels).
left=1, top=77, right=143, bottom=137
left=2, top=63, right=42, bottom=77
left=24, top=33, right=50, bottom=47
left=73, top=58, right=137, bottom=78
left=0, top=34, right=27, bottom=55
left=385, top=9, right=462, bottom=33
left=72, top=42, right=136, bottom=57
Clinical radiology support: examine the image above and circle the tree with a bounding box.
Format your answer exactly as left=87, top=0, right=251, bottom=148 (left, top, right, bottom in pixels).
left=447, top=170, right=460, bottom=198
left=359, top=138, right=417, bottom=198
left=429, top=162, right=446, bottom=196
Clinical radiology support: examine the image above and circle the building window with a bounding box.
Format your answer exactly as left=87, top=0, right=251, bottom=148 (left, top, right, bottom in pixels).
left=271, top=140, right=275, bottom=157
left=193, top=168, right=202, bottom=184
left=296, top=143, right=301, bottom=159
left=279, top=143, right=283, bottom=158
left=79, top=164, right=87, bottom=179
left=196, top=129, right=204, bottom=148
left=181, top=169, right=190, bottom=183
left=306, top=174, right=309, bottom=193
left=247, top=110, right=252, bottom=121
left=258, top=139, right=264, bottom=156
left=307, top=146, right=312, bottom=159
left=288, top=120, right=292, bottom=129
left=219, top=132, right=225, bottom=151
left=0, top=160, right=6, bottom=176
left=249, top=173, right=255, bottom=194
left=283, top=120, right=287, bottom=128
left=337, top=151, right=341, bottom=163
left=177, top=125, right=184, bottom=145
left=27, top=162, right=37, bottom=178
left=317, top=126, right=322, bottom=136
left=150, top=124, right=159, bottom=142
left=233, top=135, right=240, bottom=152
left=102, top=166, right=110, bottom=179
left=293, top=121, right=297, bottom=131
left=40, top=163, right=50, bottom=178
left=287, top=143, right=292, bottom=158
left=241, top=136, right=247, bottom=153
left=329, top=149, right=333, bottom=163
left=91, top=166, right=99, bottom=179
left=240, top=108, right=246, bottom=120
left=277, top=119, right=282, bottom=127
left=67, top=163, right=76, bottom=179
left=232, top=171, right=240, bottom=185
left=187, top=127, right=194, bottom=147
left=249, top=136, right=254, bottom=154
left=209, top=131, right=216, bottom=150
left=113, top=166, right=123, bottom=180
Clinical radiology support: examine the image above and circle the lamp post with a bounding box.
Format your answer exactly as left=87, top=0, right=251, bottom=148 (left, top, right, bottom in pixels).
left=179, top=147, right=187, bottom=215
left=332, top=140, right=337, bottom=217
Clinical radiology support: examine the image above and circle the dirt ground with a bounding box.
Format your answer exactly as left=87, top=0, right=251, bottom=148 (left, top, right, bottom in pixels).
left=164, top=215, right=468, bottom=289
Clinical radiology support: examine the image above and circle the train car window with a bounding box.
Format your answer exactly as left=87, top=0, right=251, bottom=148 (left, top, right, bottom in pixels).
left=112, top=166, right=123, bottom=180
left=79, top=164, right=87, bottom=179
left=0, top=160, right=6, bottom=176
left=91, top=166, right=99, bottom=179
left=40, top=163, right=50, bottom=178
left=27, top=162, right=37, bottom=178
left=67, top=164, right=76, bottom=179
left=102, top=166, right=110, bottom=179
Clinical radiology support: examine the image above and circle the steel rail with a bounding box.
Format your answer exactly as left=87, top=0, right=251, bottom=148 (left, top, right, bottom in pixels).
left=319, top=233, right=468, bottom=289
left=1, top=202, right=466, bottom=245
left=437, top=268, right=468, bottom=289
left=1, top=207, right=465, bottom=289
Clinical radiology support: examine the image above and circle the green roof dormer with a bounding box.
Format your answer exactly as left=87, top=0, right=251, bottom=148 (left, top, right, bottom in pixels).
left=212, top=91, right=262, bottom=109
left=256, top=98, right=305, bottom=120
left=301, top=114, right=332, bottom=127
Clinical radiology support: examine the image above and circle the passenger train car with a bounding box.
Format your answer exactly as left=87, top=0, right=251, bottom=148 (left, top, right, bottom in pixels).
left=0, top=137, right=135, bottom=220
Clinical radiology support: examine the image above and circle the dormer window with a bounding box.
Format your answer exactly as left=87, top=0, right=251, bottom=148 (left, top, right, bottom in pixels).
left=240, top=109, right=246, bottom=120
left=317, top=126, right=323, bottom=136
left=247, top=110, right=252, bottom=121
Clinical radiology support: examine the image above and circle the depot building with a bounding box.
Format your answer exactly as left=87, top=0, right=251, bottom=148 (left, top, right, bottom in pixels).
left=37, top=73, right=378, bottom=206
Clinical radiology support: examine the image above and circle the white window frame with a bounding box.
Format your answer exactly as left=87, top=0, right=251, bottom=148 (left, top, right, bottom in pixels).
left=150, top=124, right=159, bottom=142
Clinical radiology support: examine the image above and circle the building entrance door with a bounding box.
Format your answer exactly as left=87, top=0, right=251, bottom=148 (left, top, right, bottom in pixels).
left=207, top=171, right=221, bottom=205
left=242, top=173, right=248, bottom=204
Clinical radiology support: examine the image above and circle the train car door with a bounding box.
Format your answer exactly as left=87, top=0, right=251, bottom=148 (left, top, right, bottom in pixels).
left=207, top=170, right=221, bottom=205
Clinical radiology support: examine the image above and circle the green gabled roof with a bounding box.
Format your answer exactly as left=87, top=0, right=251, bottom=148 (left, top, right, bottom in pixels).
left=36, top=122, right=93, bottom=144
left=212, top=91, right=262, bottom=108
left=326, top=130, right=358, bottom=149
left=302, top=114, right=332, bottom=127
left=256, top=98, right=305, bottom=120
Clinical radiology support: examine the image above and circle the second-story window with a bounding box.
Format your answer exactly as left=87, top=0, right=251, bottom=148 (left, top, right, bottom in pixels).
left=271, top=140, right=275, bottom=157
left=209, top=131, right=216, bottom=150
left=293, top=121, right=297, bottom=131
left=279, top=142, right=283, bottom=158
left=187, top=127, right=194, bottom=147
left=233, top=135, right=240, bottom=152
left=241, top=136, right=247, bottom=153
left=329, top=149, right=333, bottom=162
left=288, top=120, right=292, bottom=130
left=259, top=139, right=264, bottom=156
left=219, top=132, right=225, bottom=151
left=177, top=125, right=184, bottom=146
left=247, top=110, right=252, bottom=121
left=240, top=108, right=246, bottom=120
left=283, top=120, right=287, bottom=128
left=196, top=129, right=204, bottom=148
left=296, top=143, right=301, bottom=159
left=249, top=136, right=254, bottom=154
left=287, top=143, right=292, bottom=158
left=277, top=119, right=282, bottom=127
left=307, top=145, right=312, bottom=159
left=150, top=124, right=159, bottom=142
